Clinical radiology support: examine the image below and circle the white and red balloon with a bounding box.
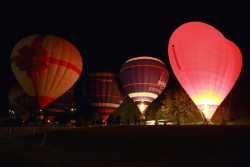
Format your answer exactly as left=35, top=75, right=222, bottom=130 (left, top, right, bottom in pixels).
left=11, top=34, right=83, bottom=109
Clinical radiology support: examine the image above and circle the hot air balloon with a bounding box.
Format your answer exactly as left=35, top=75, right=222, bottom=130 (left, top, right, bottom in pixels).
left=8, top=85, right=38, bottom=122
left=120, top=56, right=169, bottom=119
left=85, top=72, right=125, bottom=124
left=10, top=34, right=83, bottom=110
left=168, top=21, right=242, bottom=123
left=42, top=86, right=76, bottom=121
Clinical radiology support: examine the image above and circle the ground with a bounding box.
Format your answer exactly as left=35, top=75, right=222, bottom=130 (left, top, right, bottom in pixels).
left=0, top=125, right=250, bottom=166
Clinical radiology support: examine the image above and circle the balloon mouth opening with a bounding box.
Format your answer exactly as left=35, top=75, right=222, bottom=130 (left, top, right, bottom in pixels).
left=136, top=101, right=151, bottom=113
left=197, top=104, right=218, bottom=122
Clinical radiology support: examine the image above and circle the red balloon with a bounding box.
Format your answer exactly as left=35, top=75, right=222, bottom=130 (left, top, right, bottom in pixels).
left=227, top=39, right=243, bottom=89
left=168, top=21, right=242, bottom=121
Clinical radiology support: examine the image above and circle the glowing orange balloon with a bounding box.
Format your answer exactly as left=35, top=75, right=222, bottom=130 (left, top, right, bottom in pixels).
left=168, top=21, right=242, bottom=122
left=11, top=34, right=83, bottom=109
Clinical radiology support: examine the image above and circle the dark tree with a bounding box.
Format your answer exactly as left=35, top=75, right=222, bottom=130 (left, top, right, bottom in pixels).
left=158, top=87, right=203, bottom=125
left=112, top=96, right=139, bottom=125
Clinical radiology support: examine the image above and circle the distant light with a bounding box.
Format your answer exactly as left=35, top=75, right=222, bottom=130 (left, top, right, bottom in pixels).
left=70, top=108, right=77, bottom=112
left=9, top=109, right=15, bottom=114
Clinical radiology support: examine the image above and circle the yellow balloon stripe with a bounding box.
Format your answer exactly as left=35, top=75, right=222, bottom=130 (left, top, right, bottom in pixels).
left=128, top=92, right=158, bottom=99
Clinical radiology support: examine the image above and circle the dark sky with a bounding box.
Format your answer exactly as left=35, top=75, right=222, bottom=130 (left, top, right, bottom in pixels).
left=1, top=1, right=250, bottom=116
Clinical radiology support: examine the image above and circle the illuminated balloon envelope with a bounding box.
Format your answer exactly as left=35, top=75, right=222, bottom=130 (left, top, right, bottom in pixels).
left=227, top=39, right=243, bottom=89
left=168, top=21, right=242, bottom=122
left=8, top=85, right=38, bottom=121
left=10, top=34, right=83, bottom=109
left=85, top=72, right=125, bottom=122
left=120, top=56, right=169, bottom=114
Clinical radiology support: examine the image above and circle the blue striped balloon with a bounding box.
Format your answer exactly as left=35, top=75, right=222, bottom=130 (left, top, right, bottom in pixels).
left=120, top=56, right=169, bottom=114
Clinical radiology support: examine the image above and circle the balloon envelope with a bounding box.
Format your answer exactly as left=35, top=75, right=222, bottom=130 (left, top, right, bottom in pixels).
left=168, top=21, right=242, bottom=121
left=85, top=72, right=125, bottom=122
left=11, top=34, right=83, bottom=109
left=227, top=39, right=243, bottom=88
left=120, top=56, right=169, bottom=113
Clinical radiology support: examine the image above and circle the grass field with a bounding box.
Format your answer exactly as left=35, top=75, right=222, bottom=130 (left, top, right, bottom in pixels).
left=1, top=125, right=250, bottom=167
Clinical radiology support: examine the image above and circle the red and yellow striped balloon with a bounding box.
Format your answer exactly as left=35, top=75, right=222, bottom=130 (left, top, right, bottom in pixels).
left=11, top=34, right=83, bottom=109
left=85, top=72, right=125, bottom=122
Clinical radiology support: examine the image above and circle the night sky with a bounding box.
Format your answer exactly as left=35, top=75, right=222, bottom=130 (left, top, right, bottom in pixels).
left=1, top=1, right=250, bottom=116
